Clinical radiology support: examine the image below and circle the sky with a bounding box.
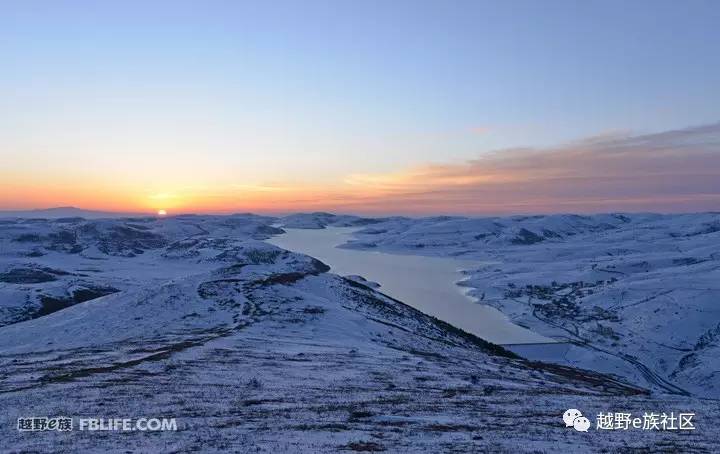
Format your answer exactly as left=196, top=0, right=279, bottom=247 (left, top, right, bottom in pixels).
left=1, top=0, right=719, bottom=215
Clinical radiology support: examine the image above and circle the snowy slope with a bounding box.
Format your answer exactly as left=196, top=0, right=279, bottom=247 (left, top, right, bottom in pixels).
left=0, top=214, right=282, bottom=326
left=342, top=212, right=720, bottom=398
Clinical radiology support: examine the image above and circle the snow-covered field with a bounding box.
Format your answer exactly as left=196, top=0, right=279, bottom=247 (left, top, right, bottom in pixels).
left=0, top=213, right=718, bottom=451
left=330, top=212, right=720, bottom=399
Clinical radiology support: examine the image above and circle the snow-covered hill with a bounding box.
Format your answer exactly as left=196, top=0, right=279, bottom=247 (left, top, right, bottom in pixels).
left=0, top=214, right=282, bottom=326
left=342, top=213, right=720, bottom=398
left=279, top=212, right=387, bottom=229
left=0, top=214, right=718, bottom=451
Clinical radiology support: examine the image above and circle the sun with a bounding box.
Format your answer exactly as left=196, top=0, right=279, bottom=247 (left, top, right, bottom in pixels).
left=157, top=209, right=167, bottom=216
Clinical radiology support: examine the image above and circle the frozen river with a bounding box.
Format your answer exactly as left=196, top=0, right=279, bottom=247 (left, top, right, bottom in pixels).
left=268, top=227, right=552, bottom=345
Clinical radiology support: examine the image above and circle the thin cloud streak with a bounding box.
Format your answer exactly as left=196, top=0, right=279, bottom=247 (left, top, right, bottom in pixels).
left=337, top=122, right=720, bottom=215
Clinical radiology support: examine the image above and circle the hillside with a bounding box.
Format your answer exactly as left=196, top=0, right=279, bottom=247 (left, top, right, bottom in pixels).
left=343, top=213, right=720, bottom=397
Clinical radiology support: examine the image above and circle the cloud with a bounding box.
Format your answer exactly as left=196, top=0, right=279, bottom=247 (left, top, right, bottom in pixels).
left=338, top=122, right=720, bottom=215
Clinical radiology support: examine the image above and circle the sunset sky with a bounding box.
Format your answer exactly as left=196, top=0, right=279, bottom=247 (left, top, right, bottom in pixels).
left=1, top=0, right=719, bottom=215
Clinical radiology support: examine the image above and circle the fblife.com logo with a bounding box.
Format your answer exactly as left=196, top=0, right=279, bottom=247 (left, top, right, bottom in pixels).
left=563, top=409, right=591, bottom=432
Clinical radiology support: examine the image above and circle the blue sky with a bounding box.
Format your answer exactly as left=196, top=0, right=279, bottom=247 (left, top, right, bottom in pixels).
left=1, top=0, right=719, bottom=213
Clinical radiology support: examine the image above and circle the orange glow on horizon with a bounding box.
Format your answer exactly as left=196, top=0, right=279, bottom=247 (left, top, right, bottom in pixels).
left=2, top=121, right=719, bottom=216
